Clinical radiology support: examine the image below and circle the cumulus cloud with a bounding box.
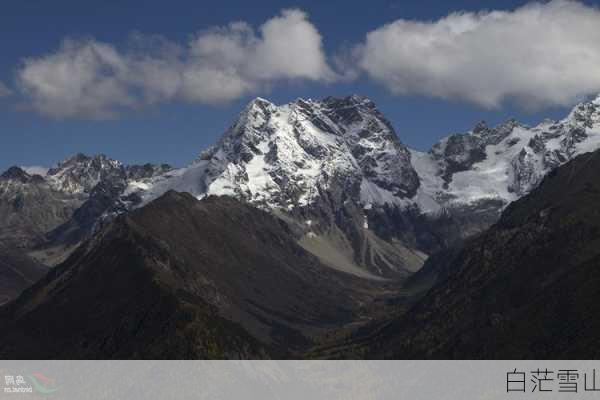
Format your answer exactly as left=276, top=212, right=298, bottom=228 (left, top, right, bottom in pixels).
left=0, top=81, right=12, bottom=97
left=181, top=9, right=334, bottom=103
left=18, top=40, right=139, bottom=119
left=352, top=0, right=600, bottom=108
left=17, top=9, right=333, bottom=119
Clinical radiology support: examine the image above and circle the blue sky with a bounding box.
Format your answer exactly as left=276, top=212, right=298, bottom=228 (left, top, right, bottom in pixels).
left=1, top=0, right=600, bottom=171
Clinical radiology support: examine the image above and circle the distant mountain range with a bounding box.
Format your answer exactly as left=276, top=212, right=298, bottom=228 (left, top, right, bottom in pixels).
left=1, top=94, right=600, bottom=358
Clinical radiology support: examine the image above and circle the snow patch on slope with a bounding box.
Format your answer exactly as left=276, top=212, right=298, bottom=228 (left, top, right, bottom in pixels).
left=446, top=126, right=536, bottom=204
left=413, top=97, right=600, bottom=208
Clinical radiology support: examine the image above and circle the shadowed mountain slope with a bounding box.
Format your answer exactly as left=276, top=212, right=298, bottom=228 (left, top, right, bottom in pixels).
left=0, top=191, right=389, bottom=359
left=0, top=242, right=48, bottom=305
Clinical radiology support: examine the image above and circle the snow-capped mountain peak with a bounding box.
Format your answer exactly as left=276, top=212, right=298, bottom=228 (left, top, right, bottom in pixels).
left=137, top=95, right=420, bottom=210
left=414, top=95, right=600, bottom=207
left=47, top=153, right=125, bottom=195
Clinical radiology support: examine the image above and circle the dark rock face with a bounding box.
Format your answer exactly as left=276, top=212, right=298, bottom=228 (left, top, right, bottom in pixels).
left=569, top=101, right=600, bottom=128
left=366, top=149, right=600, bottom=359
left=0, top=170, right=83, bottom=249
left=431, top=120, right=519, bottom=186
left=47, top=153, right=126, bottom=194
left=0, top=191, right=386, bottom=359
left=126, top=163, right=172, bottom=181
left=366, top=198, right=503, bottom=255
left=45, top=180, right=130, bottom=247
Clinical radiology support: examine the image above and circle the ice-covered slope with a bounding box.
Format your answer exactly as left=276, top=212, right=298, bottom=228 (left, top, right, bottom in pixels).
left=412, top=95, right=600, bottom=208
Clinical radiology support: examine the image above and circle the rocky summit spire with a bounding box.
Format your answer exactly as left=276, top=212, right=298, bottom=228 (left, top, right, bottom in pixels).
left=46, top=153, right=125, bottom=194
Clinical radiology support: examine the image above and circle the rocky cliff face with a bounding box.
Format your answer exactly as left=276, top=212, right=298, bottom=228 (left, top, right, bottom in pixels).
left=0, top=167, right=83, bottom=249
left=413, top=95, right=600, bottom=209
left=46, top=153, right=126, bottom=195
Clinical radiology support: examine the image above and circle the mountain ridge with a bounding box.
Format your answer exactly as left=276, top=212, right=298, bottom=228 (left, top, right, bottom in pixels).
left=2, top=93, right=600, bottom=279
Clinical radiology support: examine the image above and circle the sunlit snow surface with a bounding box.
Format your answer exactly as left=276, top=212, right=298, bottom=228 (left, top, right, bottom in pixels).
left=411, top=98, right=600, bottom=208
left=445, top=126, right=536, bottom=204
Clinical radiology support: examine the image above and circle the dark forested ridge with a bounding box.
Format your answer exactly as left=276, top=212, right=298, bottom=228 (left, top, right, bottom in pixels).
left=0, top=191, right=393, bottom=358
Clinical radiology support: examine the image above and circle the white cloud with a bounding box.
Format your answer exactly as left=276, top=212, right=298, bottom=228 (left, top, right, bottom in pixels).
left=247, top=9, right=334, bottom=81
left=353, top=0, right=600, bottom=108
left=17, top=9, right=333, bottom=119
left=180, top=9, right=334, bottom=103
left=18, top=39, right=138, bottom=119
left=0, top=81, right=12, bottom=97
